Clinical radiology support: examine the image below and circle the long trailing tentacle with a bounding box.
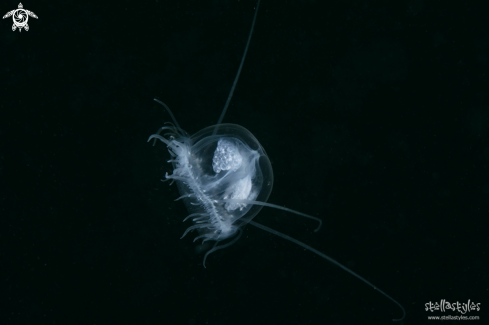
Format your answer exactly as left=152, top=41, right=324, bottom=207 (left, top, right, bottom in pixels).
left=213, top=0, right=261, bottom=133
left=249, top=220, right=406, bottom=322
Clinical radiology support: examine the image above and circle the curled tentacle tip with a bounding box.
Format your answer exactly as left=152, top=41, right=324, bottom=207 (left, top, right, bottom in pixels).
left=314, top=220, right=323, bottom=232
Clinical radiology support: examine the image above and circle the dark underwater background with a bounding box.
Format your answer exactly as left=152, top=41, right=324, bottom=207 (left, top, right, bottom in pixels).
left=1, top=0, right=488, bottom=324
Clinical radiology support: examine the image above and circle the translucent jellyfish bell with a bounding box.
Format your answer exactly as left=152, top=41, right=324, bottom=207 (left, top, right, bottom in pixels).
left=170, top=124, right=274, bottom=238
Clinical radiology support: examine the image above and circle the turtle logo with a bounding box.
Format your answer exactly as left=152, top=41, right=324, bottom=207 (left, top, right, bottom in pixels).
left=3, top=3, right=38, bottom=32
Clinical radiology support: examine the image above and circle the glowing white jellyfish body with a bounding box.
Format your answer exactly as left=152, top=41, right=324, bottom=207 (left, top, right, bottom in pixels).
left=148, top=0, right=405, bottom=321
left=149, top=122, right=274, bottom=249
